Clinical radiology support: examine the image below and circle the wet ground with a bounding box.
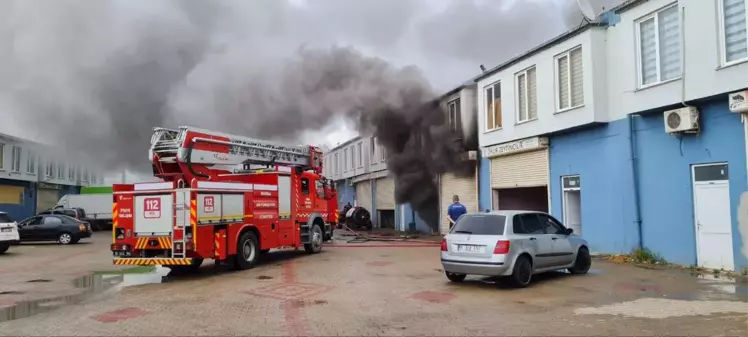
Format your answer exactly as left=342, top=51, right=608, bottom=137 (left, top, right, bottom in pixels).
left=0, top=232, right=746, bottom=336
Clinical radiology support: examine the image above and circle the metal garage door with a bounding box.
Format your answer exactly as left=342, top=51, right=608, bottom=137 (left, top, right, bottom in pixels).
left=375, top=176, right=395, bottom=210
left=37, top=189, right=59, bottom=212
left=440, top=172, right=477, bottom=234
left=355, top=181, right=372, bottom=212
left=490, top=149, right=549, bottom=188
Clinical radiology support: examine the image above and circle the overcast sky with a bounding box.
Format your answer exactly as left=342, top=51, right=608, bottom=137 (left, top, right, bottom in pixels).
left=0, top=0, right=621, bottom=183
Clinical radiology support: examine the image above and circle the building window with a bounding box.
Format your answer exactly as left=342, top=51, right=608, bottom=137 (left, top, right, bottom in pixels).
left=350, top=146, right=355, bottom=169
left=46, top=159, right=54, bottom=177
left=357, top=142, right=363, bottom=168
left=11, top=146, right=21, bottom=172
left=83, top=168, right=88, bottom=182
left=57, top=162, right=65, bottom=179
left=719, top=0, right=748, bottom=65
left=370, top=137, right=377, bottom=162
left=636, top=4, right=681, bottom=87
left=0, top=143, right=4, bottom=170
left=334, top=153, right=339, bottom=174
left=555, top=46, right=584, bottom=111
left=447, top=98, right=462, bottom=133
left=343, top=149, right=348, bottom=171
left=484, top=82, right=502, bottom=131
left=516, top=66, right=538, bottom=123
left=69, top=166, right=75, bottom=180
left=381, top=146, right=386, bottom=162
left=27, top=150, right=35, bottom=174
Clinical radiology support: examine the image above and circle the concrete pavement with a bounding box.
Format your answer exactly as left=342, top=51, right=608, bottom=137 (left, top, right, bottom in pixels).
left=0, top=232, right=746, bottom=336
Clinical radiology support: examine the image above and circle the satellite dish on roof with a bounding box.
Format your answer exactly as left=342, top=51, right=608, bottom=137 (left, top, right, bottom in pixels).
left=576, top=0, right=602, bottom=22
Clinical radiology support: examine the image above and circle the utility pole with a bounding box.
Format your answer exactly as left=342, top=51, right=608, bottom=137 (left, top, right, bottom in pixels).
left=121, top=169, right=126, bottom=184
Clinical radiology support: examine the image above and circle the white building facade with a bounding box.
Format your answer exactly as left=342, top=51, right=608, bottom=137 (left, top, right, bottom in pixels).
left=476, top=0, right=748, bottom=271
left=0, top=133, right=105, bottom=221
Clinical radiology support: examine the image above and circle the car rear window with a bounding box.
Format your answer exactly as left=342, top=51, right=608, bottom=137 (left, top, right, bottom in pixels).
left=0, top=214, right=13, bottom=223
left=451, top=214, right=506, bottom=235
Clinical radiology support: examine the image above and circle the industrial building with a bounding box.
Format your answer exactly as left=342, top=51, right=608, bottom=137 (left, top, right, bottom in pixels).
left=322, top=136, right=398, bottom=229
left=475, top=0, right=748, bottom=271
left=0, top=132, right=104, bottom=221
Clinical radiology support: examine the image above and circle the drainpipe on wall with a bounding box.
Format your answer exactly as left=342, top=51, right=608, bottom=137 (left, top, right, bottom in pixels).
left=628, top=114, right=644, bottom=250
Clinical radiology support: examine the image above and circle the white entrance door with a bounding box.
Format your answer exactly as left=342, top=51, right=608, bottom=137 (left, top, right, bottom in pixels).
left=692, top=163, right=735, bottom=270
left=562, top=175, right=582, bottom=236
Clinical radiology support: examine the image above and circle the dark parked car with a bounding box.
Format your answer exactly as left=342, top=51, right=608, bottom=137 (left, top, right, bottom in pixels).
left=38, top=207, right=86, bottom=220
left=17, top=214, right=92, bottom=245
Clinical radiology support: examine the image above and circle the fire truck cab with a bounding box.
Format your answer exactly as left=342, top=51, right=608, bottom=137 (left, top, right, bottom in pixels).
left=111, top=126, right=338, bottom=271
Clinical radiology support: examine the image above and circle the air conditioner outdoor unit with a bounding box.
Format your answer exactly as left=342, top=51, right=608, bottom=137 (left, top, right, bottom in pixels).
left=664, top=106, right=700, bottom=134
left=729, top=90, right=748, bottom=113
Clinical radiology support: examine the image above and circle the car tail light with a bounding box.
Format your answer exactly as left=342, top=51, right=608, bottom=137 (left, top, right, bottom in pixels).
left=440, top=239, right=448, bottom=251
left=78, top=224, right=86, bottom=232
left=493, top=240, right=510, bottom=254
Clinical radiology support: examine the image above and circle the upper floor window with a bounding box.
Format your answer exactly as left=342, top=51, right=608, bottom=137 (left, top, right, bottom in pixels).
left=636, top=4, right=681, bottom=88
left=57, top=162, right=65, bottom=179
left=68, top=166, right=75, bottom=180
left=381, top=146, right=386, bottom=162
left=83, top=168, right=88, bottom=182
left=357, top=142, right=363, bottom=168
left=370, top=137, right=377, bottom=162
left=350, top=146, right=355, bottom=170
left=447, top=98, right=462, bottom=133
left=343, top=149, right=348, bottom=171
left=334, top=153, right=339, bottom=174
left=46, top=159, right=54, bottom=177
left=719, top=0, right=748, bottom=65
left=27, top=150, right=36, bottom=174
left=0, top=143, right=4, bottom=170
left=516, top=66, right=538, bottom=123
left=484, top=82, right=502, bottom=131
left=555, top=46, right=584, bottom=111
left=11, top=146, right=21, bottom=172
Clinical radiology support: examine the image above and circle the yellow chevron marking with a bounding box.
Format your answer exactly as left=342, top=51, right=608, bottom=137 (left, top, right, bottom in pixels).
left=111, top=202, right=118, bottom=242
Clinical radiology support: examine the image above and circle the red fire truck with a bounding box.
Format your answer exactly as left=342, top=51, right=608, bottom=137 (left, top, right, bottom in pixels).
left=110, top=126, right=338, bottom=271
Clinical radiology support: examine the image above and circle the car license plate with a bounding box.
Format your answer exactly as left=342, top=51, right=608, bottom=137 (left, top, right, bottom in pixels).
left=112, top=250, right=132, bottom=257
left=1, top=228, right=11, bottom=232
left=457, top=245, right=483, bottom=253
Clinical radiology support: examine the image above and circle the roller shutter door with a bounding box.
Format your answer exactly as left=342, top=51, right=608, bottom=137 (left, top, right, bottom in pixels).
left=37, top=189, right=59, bottom=212
left=490, top=149, right=549, bottom=189
left=355, top=181, right=372, bottom=212
left=440, top=172, right=477, bottom=234
left=375, top=177, right=395, bottom=210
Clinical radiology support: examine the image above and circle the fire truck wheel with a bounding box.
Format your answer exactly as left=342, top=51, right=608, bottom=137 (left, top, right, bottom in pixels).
left=304, top=224, right=323, bottom=254
left=235, top=231, right=260, bottom=270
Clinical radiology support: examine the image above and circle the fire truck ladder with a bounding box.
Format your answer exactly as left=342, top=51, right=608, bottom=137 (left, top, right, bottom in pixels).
left=151, top=126, right=319, bottom=172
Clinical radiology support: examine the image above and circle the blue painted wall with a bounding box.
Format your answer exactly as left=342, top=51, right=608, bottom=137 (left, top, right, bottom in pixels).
left=635, top=100, right=747, bottom=269
left=549, top=119, right=639, bottom=255
left=0, top=179, right=36, bottom=221
left=478, top=156, right=492, bottom=212
left=335, top=180, right=355, bottom=208
left=401, top=202, right=431, bottom=233
left=549, top=98, right=748, bottom=270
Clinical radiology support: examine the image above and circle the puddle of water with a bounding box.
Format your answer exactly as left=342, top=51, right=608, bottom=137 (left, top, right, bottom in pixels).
left=26, top=279, right=52, bottom=283
left=696, top=274, right=748, bottom=296
left=0, top=266, right=170, bottom=322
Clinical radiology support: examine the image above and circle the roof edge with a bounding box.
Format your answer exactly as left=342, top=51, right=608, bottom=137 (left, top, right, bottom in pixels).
left=473, top=22, right=606, bottom=83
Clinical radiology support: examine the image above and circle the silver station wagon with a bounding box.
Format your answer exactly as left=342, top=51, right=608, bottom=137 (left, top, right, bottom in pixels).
left=440, top=210, right=591, bottom=287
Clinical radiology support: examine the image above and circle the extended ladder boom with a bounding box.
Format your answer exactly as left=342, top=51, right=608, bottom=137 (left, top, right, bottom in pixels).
left=149, top=126, right=324, bottom=181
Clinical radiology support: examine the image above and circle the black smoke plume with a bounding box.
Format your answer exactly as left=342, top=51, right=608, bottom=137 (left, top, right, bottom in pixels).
left=0, top=0, right=618, bottom=226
